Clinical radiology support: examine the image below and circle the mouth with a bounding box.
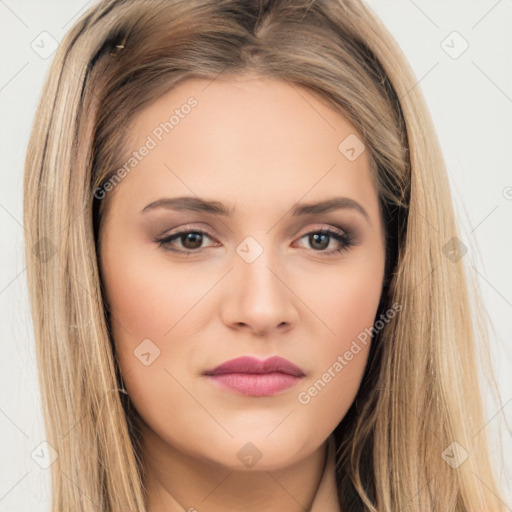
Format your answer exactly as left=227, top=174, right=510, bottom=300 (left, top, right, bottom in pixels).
left=203, top=355, right=305, bottom=397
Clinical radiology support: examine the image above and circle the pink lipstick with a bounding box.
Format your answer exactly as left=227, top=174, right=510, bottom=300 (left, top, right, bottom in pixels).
left=203, top=356, right=305, bottom=397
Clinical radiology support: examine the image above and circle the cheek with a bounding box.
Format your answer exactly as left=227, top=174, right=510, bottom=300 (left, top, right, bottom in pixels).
left=106, top=262, right=191, bottom=337
left=100, top=247, right=209, bottom=440
left=294, top=241, right=384, bottom=350
left=292, top=251, right=384, bottom=419
left=101, top=231, right=219, bottom=343
left=101, top=245, right=205, bottom=381
left=100, top=234, right=243, bottom=429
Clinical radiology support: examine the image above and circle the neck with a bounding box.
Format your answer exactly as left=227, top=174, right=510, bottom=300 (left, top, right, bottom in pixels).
left=141, top=425, right=329, bottom=512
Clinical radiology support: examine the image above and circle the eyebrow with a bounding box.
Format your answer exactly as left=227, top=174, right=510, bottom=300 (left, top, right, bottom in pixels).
left=141, top=196, right=370, bottom=222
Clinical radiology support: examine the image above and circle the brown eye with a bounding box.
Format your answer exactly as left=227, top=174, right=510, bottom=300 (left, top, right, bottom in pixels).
left=156, top=229, right=217, bottom=253
left=179, top=232, right=204, bottom=250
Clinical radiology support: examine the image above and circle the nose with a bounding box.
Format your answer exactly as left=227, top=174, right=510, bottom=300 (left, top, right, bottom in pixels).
left=220, top=246, right=299, bottom=336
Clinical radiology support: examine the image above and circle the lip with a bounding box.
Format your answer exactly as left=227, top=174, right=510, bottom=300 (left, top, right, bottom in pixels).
left=205, top=356, right=305, bottom=377
left=203, top=356, right=305, bottom=397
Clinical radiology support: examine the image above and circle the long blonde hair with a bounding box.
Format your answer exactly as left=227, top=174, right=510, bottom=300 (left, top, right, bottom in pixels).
left=23, top=0, right=506, bottom=510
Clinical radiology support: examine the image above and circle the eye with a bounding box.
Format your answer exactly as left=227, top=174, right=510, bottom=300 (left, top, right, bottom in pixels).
left=294, top=227, right=356, bottom=254
left=155, top=225, right=356, bottom=255
left=155, top=228, right=218, bottom=254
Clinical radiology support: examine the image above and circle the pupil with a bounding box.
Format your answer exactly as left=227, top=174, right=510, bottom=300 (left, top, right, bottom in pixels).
left=183, top=232, right=202, bottom=249
left=311, top=233, right=329, bottom=250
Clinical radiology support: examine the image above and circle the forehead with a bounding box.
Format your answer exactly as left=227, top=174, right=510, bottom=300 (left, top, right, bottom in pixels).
left=128, top=75, right=367, bottom=165
left=105, top=76, right=380, bottom=224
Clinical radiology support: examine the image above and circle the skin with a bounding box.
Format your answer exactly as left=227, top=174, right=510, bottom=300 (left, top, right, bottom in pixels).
left=98, top=75, right=386, bottom=512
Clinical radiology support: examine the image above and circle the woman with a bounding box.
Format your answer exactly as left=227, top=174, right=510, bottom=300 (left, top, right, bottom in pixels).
left=23, top=0, right=506, bottom=510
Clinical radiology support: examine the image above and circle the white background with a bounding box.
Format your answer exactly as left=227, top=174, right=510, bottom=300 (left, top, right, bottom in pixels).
left=1, top=0, right=511, bottom=510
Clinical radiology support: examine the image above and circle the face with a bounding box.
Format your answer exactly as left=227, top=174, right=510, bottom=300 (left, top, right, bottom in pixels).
left=98, top=76, right=386, bottom=471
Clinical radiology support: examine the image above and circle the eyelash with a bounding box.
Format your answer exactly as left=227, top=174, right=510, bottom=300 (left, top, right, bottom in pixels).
left=155, top=225, right=356, bottom=256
